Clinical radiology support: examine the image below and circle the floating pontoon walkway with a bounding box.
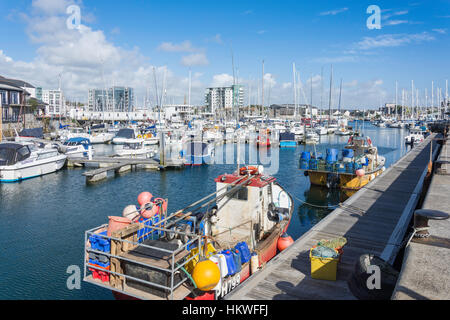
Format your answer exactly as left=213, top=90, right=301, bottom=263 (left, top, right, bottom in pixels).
left=392, top=135, right=450, bottom=300
left=226, top=133, right=439, bottom=300
left=67, top=156, right=185, bottom=183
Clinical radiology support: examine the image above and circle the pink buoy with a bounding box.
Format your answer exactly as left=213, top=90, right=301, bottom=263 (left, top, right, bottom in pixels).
left=356, top=169, right=365, bottom=177
left=141, top=203, right=158, bottom=219
left=138, top=192, right=153, bottom=206
left=107, top=216, right=132, bottom=236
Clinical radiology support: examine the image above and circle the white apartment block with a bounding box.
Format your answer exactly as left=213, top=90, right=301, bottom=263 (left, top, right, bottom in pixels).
left=42, top=89, right=65, bottom=116
left=205, top=85, right=244, bottom=113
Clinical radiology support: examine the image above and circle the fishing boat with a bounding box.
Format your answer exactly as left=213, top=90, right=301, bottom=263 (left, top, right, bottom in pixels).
left=82, top=165, right=294, bottom=300
left=0, top=141, right=67, bottom=183
left=300, top=133, right=386, bottom=196
left=405, top=128, right=427, bottom=145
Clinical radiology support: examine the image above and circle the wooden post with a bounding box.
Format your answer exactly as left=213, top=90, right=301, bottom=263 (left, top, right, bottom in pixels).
left=159, top=132, right=166, bottom=166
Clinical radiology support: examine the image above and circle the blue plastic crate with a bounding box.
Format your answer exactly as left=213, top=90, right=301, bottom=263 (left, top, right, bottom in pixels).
left=89, top=231, right=111, bottom=253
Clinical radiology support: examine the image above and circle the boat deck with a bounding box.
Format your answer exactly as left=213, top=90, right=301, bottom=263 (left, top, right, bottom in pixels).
left=226, top=133, right=439, bottom=300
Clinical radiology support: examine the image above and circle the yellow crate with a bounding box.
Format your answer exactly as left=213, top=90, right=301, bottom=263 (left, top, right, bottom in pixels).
left=310, top=249, right=339, bottom=281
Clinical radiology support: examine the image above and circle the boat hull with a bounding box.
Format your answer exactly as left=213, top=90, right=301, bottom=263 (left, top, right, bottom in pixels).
left=0, top=156, right=67, bottom=183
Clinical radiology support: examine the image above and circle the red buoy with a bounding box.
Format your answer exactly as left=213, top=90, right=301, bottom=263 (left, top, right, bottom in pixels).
left=277, top=233, right=294, bottom=252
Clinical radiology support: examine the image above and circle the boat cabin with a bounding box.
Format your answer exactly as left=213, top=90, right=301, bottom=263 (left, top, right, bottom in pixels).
left=212, top=167, right=291, bottom=248
left=0, top=143, right=31, bottom=166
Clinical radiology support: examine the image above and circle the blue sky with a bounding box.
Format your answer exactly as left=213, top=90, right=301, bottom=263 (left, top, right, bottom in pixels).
left=0, top=0, right=449, bottom=108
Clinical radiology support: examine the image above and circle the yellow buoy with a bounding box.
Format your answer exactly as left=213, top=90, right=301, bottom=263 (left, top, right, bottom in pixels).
left=192, top=260, right=221, bottom=291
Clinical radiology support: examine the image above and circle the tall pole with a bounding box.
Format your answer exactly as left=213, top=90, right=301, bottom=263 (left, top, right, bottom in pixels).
left=411, top=80, right=414, bottom=120
left=328, top=65, right=333, bottom=127
left=395, top=81, right=398, bottom=120
left=262, top=60, right=265, bottom=124
left=293, top=63, right=297, bottom=119
left=432, top=81, right=434, bottom=119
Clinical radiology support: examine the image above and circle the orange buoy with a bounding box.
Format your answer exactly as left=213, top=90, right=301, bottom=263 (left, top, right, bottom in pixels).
left=192, top=260, right=221, bottom=291
left=137, top=192, right=153, bottom=206
left=277, top=233, right=294, bottom=252
left=356, top=169, right=365, bottom=177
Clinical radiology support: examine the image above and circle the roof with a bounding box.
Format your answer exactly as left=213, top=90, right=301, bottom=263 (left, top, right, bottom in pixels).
left=67, top=137, right=91, bottom=143
left=0, top=75, right=35, bottom=89
left=215, top=173, right=276, bottom=188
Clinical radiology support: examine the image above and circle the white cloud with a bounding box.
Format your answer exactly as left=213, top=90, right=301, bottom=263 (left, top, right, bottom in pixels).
left=432, top=28, right=447, bottom=34
left=181, top=53, right=209, bottom=67
left=207, top=34, right=223, bottom=44
left=0, top=1, right=210, bottom=106
left=157, top=40, right=198, bottom=53
left=211, top=73, right=234, bottom=87
left=257, top=30, right=266, bottom=35
left=385, top=20, right=409, bottom=26
left=319, top=8, right=348, bottom=16
left=356, top=32, right=435, bottom=50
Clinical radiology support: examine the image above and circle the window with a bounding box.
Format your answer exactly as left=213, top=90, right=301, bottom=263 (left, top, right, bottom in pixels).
left=17, top=146, right=31, bottom=161
left=227, top=186, right=248, bottom=201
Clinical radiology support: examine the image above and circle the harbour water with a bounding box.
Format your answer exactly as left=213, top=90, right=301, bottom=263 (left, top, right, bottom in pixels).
left=0, top=123, right=412, bottom=299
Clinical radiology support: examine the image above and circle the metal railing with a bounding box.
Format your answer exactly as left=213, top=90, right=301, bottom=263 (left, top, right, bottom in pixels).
left=83, top=216, right=202, bottom=300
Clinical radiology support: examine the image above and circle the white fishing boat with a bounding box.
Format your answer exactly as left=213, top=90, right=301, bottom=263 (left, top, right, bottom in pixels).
left=59, top=127, right=90, bottom=142
left=405, top=128, right=426, bottom=145
left=0, top=141, right=67, bottom=183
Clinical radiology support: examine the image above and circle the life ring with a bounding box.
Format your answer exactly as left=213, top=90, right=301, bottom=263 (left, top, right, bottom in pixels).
left=240, top=166, right=259, bottom=175
left=137, top=134, right=143, bottom=139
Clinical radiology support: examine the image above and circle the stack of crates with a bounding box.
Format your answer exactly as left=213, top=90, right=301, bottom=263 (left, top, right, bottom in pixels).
left=137, top=215, right=162, bottom=243
left=88, top=231, right=111, bottom=283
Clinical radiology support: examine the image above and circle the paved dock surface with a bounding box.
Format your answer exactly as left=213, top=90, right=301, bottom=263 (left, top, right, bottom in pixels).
left=226, top=134, right=438, bottom=300
left=392, top=137, right=450, bottom=300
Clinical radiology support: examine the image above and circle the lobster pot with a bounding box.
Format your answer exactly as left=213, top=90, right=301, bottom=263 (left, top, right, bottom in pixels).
left=300, top=159, right=310, bottom=170
left=309, top=159, right=319, bottom=170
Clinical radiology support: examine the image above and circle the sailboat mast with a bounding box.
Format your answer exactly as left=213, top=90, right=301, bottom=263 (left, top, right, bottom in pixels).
left=293, top=63, right=297, bottom=119
left=328, top=65, right=333, bottom=127
left=395, top=81, right=398, bottom=120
